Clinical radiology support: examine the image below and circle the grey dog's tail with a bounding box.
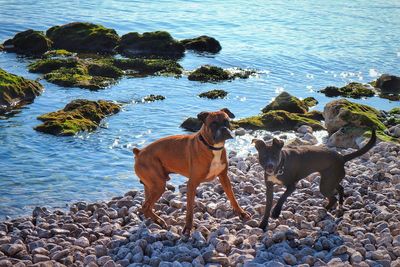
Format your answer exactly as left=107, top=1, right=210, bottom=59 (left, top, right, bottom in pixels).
left=343, top=129, right=376, bottom=162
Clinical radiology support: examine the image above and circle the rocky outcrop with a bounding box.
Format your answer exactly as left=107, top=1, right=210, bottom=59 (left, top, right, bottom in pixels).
left=2, top=29, right=52, bottom=55
left=233, top=110, right=324, bottom=131
left=46, top=22, right=119, bottom=53
left=262, top=92, right=309, bottom=114
left=180, top=35, right=221, bottom=53
left=303, top=96, right=318, bottom=107
left=199, top=89, right=227, bottom=99
left=34, top=99, right=121, bottom=136
left=28, top=57, right=182, bottom=89
left=374, top=74, right=400, bottom=94
left=143, top=95, right=165, bottom=102
left=0, top=68, right=43, bottom=114
left=319, top=82, right=375, bottom=99
left=180, top=117, right=202, bottom=132
left=117, top=31, right=184, bottom=58
left=188, top=65, right=255, bottom=82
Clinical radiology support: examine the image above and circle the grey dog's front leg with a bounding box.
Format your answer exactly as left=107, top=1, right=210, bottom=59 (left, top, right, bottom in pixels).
left=271, top=184, right=296, bottom=218
left=259, top=180, right=274, bottom=231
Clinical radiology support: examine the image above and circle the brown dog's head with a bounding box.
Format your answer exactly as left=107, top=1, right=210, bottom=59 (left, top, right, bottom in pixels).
left=197, top=108, right=235, bottom=144
left=252, top=138, right=284, bottom=175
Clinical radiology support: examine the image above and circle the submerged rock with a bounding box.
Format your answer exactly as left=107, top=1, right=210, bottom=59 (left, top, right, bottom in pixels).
left=180, top=117, right=202, bottom=132
left=46, top=22, right=119, bottom=53
left=262, top=92, right=309, bottom=114
left=2, top=29, right=52, bottom=55
left=233, top=110, right=324, bottom=131
left=188, top=65, right=254, bottom=82
left=199, top=89, right=228, bottom=99
left=180, top=35, right=221, bottom=53
left=34, top=99, right=121, bottom=136
left=0, top=68, right=43, bottom=114
left=319, top=82, right=375, bottom=98
left=28, top=57, right=182, bottom=89
left=143, top=94, right=165, bottom=102
left=117, top=31, right=184, bottom=58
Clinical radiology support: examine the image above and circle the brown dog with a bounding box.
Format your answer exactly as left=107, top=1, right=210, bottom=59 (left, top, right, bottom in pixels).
left=133, top=108, right=250, bottom=235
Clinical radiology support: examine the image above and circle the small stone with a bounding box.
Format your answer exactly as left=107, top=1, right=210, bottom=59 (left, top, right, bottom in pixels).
left=51, top=249, right=69, bottom=261
left=33, top=253, right=50, bottom=263
left=74, top=237, right=90, bottom=248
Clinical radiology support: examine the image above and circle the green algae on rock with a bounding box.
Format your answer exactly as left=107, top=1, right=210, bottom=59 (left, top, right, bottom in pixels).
left=143, top=94, right=165, bottom=102
left=0, top=68, right=43, bottom=114
left=319, top=82, right=375, bottom=98
left=199, top=89, right=228, bottom=99
left=43, top=49, right=74, bottom=58
left=117, top=31, right=184, bottom=58
left=180, top=35, right=222, bottom=53
left=188, top=65, right=255, bottom=82
left=113, top=58, right=182, bottom=76
left=46, top=22, right=119, bottom=53
left=262, top=92, right=309, bottom=114
left=3, top=29, right=52, bottom=55
left=34, top=99, right=121, bottom=136
left=303, top=97, right=318, bottom=107
left=232, top=110, right=324, bottom=131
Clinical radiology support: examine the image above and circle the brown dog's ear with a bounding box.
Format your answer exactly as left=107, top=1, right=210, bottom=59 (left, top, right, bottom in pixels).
left=252, top=139, right=265, bottom=151
left=220, top=108, right=235, bottom=119
left=197, top=111, right=210, bottom=123
left=272, top=138, right=284, bottom=148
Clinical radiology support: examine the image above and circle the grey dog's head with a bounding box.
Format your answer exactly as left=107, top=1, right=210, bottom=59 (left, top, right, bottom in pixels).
left=197, top=108, right=235, bottom=144
left=252, top=138, right=284, bottom=175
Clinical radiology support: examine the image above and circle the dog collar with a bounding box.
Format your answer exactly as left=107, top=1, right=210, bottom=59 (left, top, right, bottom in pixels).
left=199, top=135, right=224, bottom=151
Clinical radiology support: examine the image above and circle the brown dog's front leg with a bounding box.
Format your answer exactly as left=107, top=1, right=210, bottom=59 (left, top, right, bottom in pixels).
left=219, top=171, right=250, bottom=219
left=259, top=181, right=274, bottom=231
left=182, top=180, right=199, bottom=236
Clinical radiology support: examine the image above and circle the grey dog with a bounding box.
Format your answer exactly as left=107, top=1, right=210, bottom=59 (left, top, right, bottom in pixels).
left=252, top=129, right=376, bottom=231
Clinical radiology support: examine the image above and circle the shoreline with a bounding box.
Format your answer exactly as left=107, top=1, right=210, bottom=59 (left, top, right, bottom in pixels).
left=1, top=130, right=399, bottom=266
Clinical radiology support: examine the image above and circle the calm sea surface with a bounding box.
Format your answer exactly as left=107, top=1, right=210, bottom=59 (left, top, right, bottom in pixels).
left=0, top=0, right=399, bottom=219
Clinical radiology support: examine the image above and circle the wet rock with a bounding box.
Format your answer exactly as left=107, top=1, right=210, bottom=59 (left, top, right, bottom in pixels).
left=143, top=94, right=165, bottom=102
left=199, top=89, right=227, bottom=99
left=319, top=82, right=375, bottom=98
left=46, top=22, right=119, bottom=53
left=373, top=74, right=400, bottom=95
left=3, top=29, right=52, bottom=55
left=180, top=117, right=202, bottom=132
left=34, top=99, right=121, bottom=136
left=188, top=65, right=254, bottom=82
left=0, top=68, right=43, bottom=114
left=117, top=31, right=184, bottom=58
left=180, top=35, right=221, bottom=53
left=303, top=96, right=318, bottom=107
left=262, top=92, right=309, bottom=114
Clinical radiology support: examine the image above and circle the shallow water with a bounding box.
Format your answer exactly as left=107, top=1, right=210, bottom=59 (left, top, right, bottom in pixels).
left=0, top=0, right=399, bottom=219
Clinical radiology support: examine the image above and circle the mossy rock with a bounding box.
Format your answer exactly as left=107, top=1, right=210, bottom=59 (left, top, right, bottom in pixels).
left=303, top=110, right=324, bottom=121
left=303, top=97, right=318, bottom=107
left=46, top=22, right=119, bottom=53
left=3, top=29, right=52, bottom=55
left=143, top=94, right=165, bottom=102
left=389, top=107, right=400, bottom=115
left=0, top=44, right=4, bottom=51
left=262, top=92, right=308, bottom=114
left=87, top=63, right=123, bottom=79
left=319, top=83, right=375, bottom=98
left=28, top=58, right=80, bottom=73
left=181, top=117, right=202, bottom=132
left=113, top=58, right=182, bottom=76
left=180, top=35, right=221, bottom=53
left=43, top=49, right=74, bottom=58
left=188, top=65, right=229, bottom=82
left=323, top=99, right=386, bottom=135
left=384, top=107, right=400, bottom=127
left=117, top=31, right=184, bottom=58
left=0, top=68, right=43, bottom=114
left=199, top=89, right=227, bottom=99
left=232, top=110, right=324, bottom=131
left=34, top=99, right=121, bottom=136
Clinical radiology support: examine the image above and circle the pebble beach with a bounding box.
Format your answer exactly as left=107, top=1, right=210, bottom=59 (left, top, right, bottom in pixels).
left=1, top=129, right=399, bottom=267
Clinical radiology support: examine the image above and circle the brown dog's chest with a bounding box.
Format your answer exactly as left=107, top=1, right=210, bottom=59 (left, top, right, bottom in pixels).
left=205, top=149, right=226, bottom=181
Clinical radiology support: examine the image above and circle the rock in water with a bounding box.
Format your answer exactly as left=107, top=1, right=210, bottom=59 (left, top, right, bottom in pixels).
left=262, top=92, right=309, bottom=114
left=46, top=22, right=119, bottom=53
left=34, top=99, right=121, bottom=136
left=180, top=35, right=222, bottom=53
left=0, top=68, right=43, bottom=114
left=3, top=29, right=52, bottom=55
left=117, top=31, right=184, bottom=58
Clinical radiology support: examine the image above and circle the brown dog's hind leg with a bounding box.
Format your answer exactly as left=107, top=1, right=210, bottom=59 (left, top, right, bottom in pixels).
left=141, top=181, right=167, bottom=228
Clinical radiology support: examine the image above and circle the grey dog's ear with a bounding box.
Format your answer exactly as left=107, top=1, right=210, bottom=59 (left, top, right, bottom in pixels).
left=252, top=139, right=265, bottom=150
left=272, top=138, right=284, bottom=148
left=220, top=108, right=235, bottom=118
left=197, top=111, right=210, bottom=123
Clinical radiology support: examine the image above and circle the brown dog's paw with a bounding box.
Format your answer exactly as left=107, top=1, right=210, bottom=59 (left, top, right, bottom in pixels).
left=182, top=225, right=192, bottom=236
left=155, top=218, right=168, bottom=229
left=238, top=210, right=251, bottom=220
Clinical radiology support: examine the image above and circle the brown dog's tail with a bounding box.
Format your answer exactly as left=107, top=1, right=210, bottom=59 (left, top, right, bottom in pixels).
left=343, top=129, right=376, bottom=162
left=133, top=148, right=141, bottom=156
